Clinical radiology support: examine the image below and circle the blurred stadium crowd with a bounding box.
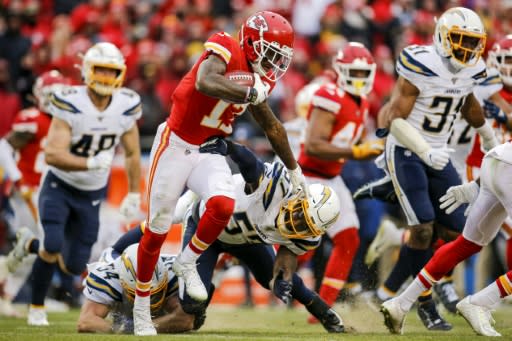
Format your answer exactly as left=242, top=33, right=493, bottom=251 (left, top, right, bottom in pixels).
left=0, top=0, right=512, bottom=313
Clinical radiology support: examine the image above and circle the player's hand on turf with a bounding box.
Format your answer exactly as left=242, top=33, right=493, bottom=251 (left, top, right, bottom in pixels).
left=271, top=270, right=292, bottom=304
left=439, top=180, right=479, bottom=216
left=248, top=73, right=270, bottom=105
left=120, top=192, right=141, bottom=221
left=420, top=147, right=454, bottom=170
left=87, top=150, right=113, bottom=171
left=198, top=136, right=233, bottom=156
left=288, top=165, right=309, bottom=197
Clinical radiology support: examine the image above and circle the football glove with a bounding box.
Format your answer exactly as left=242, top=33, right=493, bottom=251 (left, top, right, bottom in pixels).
left=271, top=270, right=292, bottom=304
left=439, top=180, right=479, bottom=216
left=418, top=147, right=454, bottom=171
left=248, top=73, right=270, bottom=105
left=87, top=151, right=113, bottom=171
left=351, top=140, right=384, bottom=159
left=483, top=99, right=508, bottom=124
left=288, top=166, right=309, bottom=197
left=119, top=192, right=141, bottom=221
left=198, top=136, right=233, bottom=156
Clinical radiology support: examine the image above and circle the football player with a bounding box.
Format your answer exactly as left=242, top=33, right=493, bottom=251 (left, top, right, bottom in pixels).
left=297, top=42, right=383, bottom=321
left=378, top=7, right=499, bottom=333
left=25, top=42, right=143, bottom=326
left=134, top=11, right=306, bottom=335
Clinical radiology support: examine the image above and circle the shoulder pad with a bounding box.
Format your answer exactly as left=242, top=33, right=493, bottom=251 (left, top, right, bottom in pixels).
left=204, top=32, right=234, bottom=64
left=50, top=88, right=81, bottom=114
left=472, top=67, right=488, bottom=81
left=118, top=88, right=142, bottom=116
left=311, top=84, right=342, bottom=113
left=398, top=46, right=438, bottom=77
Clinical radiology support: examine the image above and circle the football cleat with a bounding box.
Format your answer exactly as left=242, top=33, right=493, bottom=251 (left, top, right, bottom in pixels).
left=7, top=227, right=34, bottom=273
left=434, top=281, right=460, bottom=314
left=417, top=299, right=452, bottom=331
left=305, top=295, right=344, bottom=333
left=133, top=295, right=157, bottom=336
left=365, top=219, right=402, bottom=265
left=456, top=296, right=501, bottom=337
left=353, top=175, right=397, bottom=203
left=27, top=306, right=49, bottom=326
left=380, top=298, right=407, bottom=334
left=171, top=254, right=208, bottom=302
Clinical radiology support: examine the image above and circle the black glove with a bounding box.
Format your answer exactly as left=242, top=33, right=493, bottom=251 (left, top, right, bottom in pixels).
left=271, top=270, right=292, bottom=304
left=199, top=136, right=233, bottom=156
left=483, top=99, right=508, bottom=124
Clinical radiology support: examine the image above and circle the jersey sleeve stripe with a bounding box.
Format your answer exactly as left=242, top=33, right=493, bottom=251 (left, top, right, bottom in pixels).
left=479, top=74, right=501, bottom=86
left=50, top=93, right=81, bottom=113
left=472, top=68, right=488, bottom=80
left=204, top=42, right=232, bottom=64
left=87, top=273, right=122, bottom=301
left=12, top=122, right=38, bottom=133
left=398, top=50, right=437, bottom=77
left=311, top=95, right=341, bottom=113
left=122, top=102, right=142, bottom=116
left=262, top=163, right=284, bottom=210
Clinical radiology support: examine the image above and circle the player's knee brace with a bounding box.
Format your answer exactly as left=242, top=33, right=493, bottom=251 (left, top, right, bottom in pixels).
left=205, top=196, right=235, bottom=223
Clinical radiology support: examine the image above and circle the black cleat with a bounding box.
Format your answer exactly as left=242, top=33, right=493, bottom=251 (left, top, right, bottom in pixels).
left=353, top=175, right=397, bottom=203
left=306, top=295, right=345, bottom=333
left=434, top=281, right=460, bottom=314
left=417, top=299, right=452, bottom=331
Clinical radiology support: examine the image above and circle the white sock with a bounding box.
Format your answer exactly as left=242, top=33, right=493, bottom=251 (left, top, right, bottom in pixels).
left=469, top=282, right=502, bottom=310
left=377, top=286, right=395, bottom=301
left=397, top=277, right=429, bottom=311
left=179, top=245, right=200, bottom=264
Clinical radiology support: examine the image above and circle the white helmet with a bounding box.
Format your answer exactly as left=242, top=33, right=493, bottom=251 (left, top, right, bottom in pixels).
left=81, top=42, right=126, bottom=96
left=116, top=243, right=168, bottom=312
left=433, top=7, right=486, bottom=69
left=294, top=83, right=321, bottom=119
left=277, top=183, right=340, bottom=239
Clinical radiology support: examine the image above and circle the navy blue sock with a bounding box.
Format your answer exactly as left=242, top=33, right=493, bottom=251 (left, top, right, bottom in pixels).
left=406, top=246, right=433, bottom=277
left=112, top=225, right=144, bottom=254
left=383, top=245, right=411, bottom=292
left=31, top=257, right=56, bottom=306
left=28, top=239, right=39, bottom=254
left=291, top=273, right=314, bottom=304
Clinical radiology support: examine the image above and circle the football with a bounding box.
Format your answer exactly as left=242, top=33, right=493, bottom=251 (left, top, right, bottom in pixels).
left=225, top=71, right=255, bottom=87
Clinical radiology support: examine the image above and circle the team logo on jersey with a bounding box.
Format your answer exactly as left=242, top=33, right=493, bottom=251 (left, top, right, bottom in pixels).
left=246, top=14, right=268, bottom=32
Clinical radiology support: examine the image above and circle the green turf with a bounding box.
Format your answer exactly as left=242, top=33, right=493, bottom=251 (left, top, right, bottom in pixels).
left=0, top=302, right=510, bottom=340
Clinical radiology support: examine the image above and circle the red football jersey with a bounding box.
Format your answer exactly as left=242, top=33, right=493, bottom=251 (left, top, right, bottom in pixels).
left=167, top=32, right=254, bottom=145
left=12, top=108, right=51, bottom=187
left=298, top=83, right=368, bottom=178
left=466, top=88, right=512, bottom=168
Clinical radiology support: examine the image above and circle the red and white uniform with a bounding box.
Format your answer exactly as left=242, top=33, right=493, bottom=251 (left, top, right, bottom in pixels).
left=148, top=32, right=259, bottom=232
left=298, top=83, right=368, bottom=236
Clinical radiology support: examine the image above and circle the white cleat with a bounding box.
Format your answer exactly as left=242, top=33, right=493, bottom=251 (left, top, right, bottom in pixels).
left=7, top=227, right=34, bottom=273
left=171, top=255, right=208, bottom=301
left=27, top=306, right=49, bottom=326
left=456, top=296, right=501, bottom=337
left=380, top=298, right=407, bottom=334
left=365, top=219, right=402, bottom=265
left=133, top=295, right=157, bottom=336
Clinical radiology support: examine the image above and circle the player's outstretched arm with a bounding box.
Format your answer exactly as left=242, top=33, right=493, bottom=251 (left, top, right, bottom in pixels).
left=153, top=295, right=195, bottom=333
left=463, top=93, right=498, bottom=152
left=77, top=299, right=113, bottom=333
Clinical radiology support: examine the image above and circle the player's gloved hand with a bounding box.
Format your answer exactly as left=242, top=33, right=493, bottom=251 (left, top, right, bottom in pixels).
left=270, top=270, right=293, bottom=304
left=418, top=147, right=454, bottom=170
left=351, top=140, right=385, bottom=159
left=439, top=180, right=479, bottom=216
left=198, top=136, right=233, bottom=156
left=376, top=128, right=389, bottom=138
left=119, top=192, right=141, bottom=221
left=247, top=73, right=270, bottom=105
left=483, top=99, right=508, bottom=124
left=87, top=151, right=113, bottom=171
left=288, top=165, right=309, bottom=197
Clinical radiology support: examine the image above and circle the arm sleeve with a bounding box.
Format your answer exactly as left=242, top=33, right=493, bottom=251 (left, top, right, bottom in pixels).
left=228, top=142, right=265, bottom=185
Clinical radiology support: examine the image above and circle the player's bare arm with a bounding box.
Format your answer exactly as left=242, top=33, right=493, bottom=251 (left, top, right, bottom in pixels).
left=44, top=117, right=90, bottom=171
left=77, top=299, right=112, bottom=333
left=153, top=295, right=195, bottom=333
left=120, top=124, right=141, bottom=193
left=195, top=55, right=250, bottom=103
left=461, top=93, right=486, bottom=127
left=249, top=103, right=298, bottom=170
left=6, top=131, right=34, bottom=150
left=272, top=246, right=298, bottom=282
left=383, top=76, right=420, bottom=128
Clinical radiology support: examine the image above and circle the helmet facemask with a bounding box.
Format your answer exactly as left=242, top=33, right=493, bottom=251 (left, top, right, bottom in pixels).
left=333, top=61, right=376, bottom=96
left=277, top=193, right=324, bottom=239
left=84, top=63, right=126, bottom=96
left=251, top=36, right=293, bottom=82
left=493, top=52, right=512, bottom=86
left=445, top=28, right=486, bottom=67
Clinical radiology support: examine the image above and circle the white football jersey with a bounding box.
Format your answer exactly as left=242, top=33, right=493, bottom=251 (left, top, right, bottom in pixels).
left=48, top=86, right=142, bottom=190
left=449, top=67, right=503, bottom=177
left=389, top=45, right=487, bottom=149
left=188, top=162, right=321, bottom=255
left=488, top=141, right=512, bottom=165
left=83, top=252, right=178, bottom=309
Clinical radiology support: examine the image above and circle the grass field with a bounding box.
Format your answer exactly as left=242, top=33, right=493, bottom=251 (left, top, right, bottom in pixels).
left=0, top=301, right=510, bottom=341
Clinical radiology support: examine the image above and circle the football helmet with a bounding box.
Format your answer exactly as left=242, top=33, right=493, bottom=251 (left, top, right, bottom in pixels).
left=433, top=7, right=486, bottom=69
left=295, top=83, right=321, bottom=118
left=81, top=42, right=126, bottom=96
left=116, top=244, right=168, bottom=313
left=489, top=35, right=512, bottom=86
left=332, top=42, right=376, bottom=96
left=239, top=11, right=294, bottom=82
left=32, top=70, right=71, bottom=113
left=277, top=183, right=340, bottom=239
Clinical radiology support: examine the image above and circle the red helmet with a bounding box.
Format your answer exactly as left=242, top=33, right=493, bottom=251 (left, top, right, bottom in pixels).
left=239, top=11, right=294, bottom=82
left=33, top=70, right=72, bottom=113
left=489, top=35, right=512, bottom=86
left=332, top=42, right=376, bottom=96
